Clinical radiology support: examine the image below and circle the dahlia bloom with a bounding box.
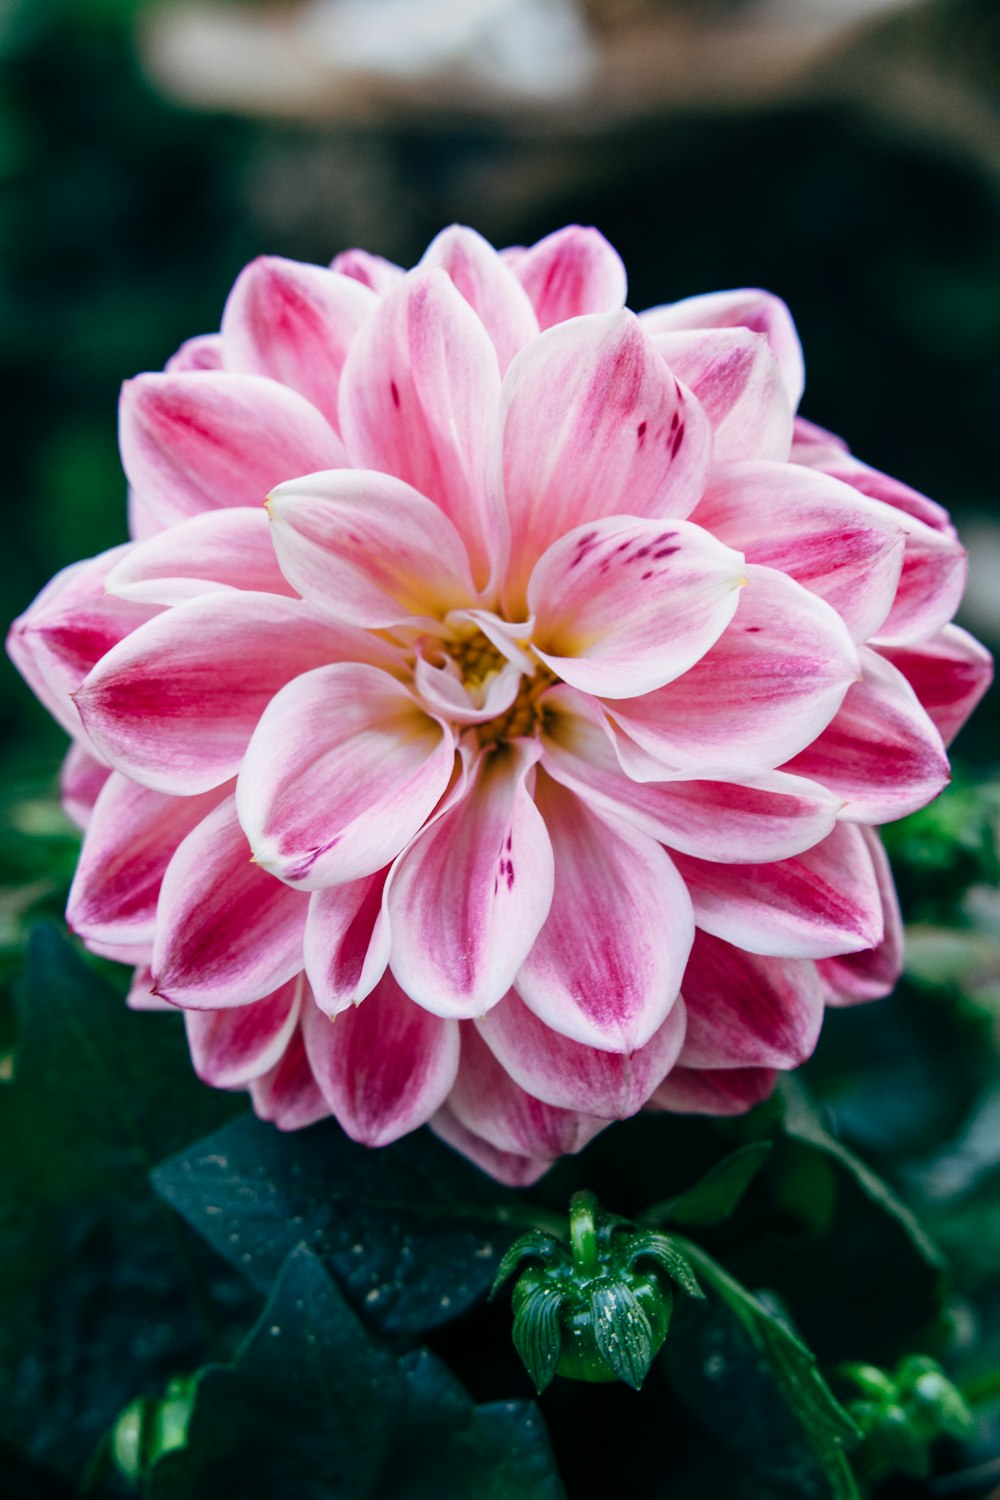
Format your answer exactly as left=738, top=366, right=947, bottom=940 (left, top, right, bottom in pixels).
left=8, top=225, right=991, bottom=1185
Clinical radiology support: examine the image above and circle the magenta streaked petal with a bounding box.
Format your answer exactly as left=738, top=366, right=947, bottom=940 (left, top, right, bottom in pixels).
left=166, top=333, right=223, bottom=373
left=431, top=1105, right=555, bottom=1187
left=60, top=743, right=111, bottom=830
left=641, top=287, right=804, bottom=409
left=249, top=1025, right=330, bottom=1130
left=185, top=976, right=302, bottom=1089
left=301, top=973, right=459, bottom=1146
left=649, top=326, right=793, bottom=461
left=503, top=225, right=627, bottom=329
left=680, top=931, right=824, bottom=1069
left=105, top=507, right=295, bottom=605
left=818, top=827, right=903, bottom=1005
left=879, top=625, right=993, bottom=748
left=303, top=868, right=391, bottom=1016
left=330, top=247, right=404, bottom=294
left=420, top=225, right=539, bottom=372
left=651, top=1064, right=778, bottom=1116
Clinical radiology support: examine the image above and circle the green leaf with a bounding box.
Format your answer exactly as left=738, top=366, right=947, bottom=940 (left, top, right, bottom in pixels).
left=625, top=1233, right=704, bottom=1299
left=512, top=1284, right=565, bottom=1394
left=492, top=1232, right=567, bottom=1298
left=0, top=926, right=250, bottom=1480
left=152, top=1110, right=530, bottom=1339
left=147, top=1245, right=565, bottom=1500
left=590, top=1281, right=655, bottom=1391
left=641, top=1143, right=773, bottom=1228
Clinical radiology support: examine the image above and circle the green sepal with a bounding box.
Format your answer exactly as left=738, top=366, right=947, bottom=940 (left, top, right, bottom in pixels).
left=624, top=1232, right=704, bottom=1300
left=589, top=1281, right=656, bottom=1391
left=512, top=1284, right=566, bottom=1394
left=490, top=1232, right=567, bottom=1300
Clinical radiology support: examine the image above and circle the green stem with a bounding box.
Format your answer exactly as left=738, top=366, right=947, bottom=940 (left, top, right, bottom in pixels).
left=569, top=1191, right=601, bottom=1276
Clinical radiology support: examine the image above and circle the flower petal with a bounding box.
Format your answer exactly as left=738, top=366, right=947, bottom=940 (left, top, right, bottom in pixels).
left=330, top=247, right=403, bottom=294
left=648, top=327, right=793, bottom=461
left=817, top=827, right=903, bottom=1005
left=221, top=255, right=377, bottom=428
left=694, top=461, right=906, bottom=641
left=105, top=507, right=295, bottom=604
left=120, top=371, right=345, bottom=529
left=238, top=663, right=455, bottom=890
left=785, top=647, right=950, bottom=823
left=672, top=821, right=884, bottom=959
left=503, top=225, right=627, bottom=329
left=679, top=931, right=824, bottom=1068
left=500, top=310, right=712, bottom=611
left=265, top=468, right=478, bottom=626
left=60, top=743, right=111, bottom=829
left=651, top=1064, right=778, bottom=1116
left=303, top=869, right=391, bottom=1016
left=301, top=973, right=459, bottom=1146
left=420, top=225, right=539, bottom=373
left=166, top=334, right=223, bottom=373
left=528, top=516, right=745, bottom=698
left=641, top=288, right=804, bottom=408
left=338, top=266, right=502, bottom=590
left=387, top=742, right=554, bottom=1018
left=874, top=517, right=968, bottom=647
left=153, top=795, right=308, bottom=1008
left=515, top=775, right=691, bottom=1051
left=476, top=989, right=687, bottom=1117
left=609, top=565, right=860, bottom=774
left=249, top=1026, right=330, bottom=1130
left=185, top=976, right=302, bottom=1089
left=76, top=593, right=370, bottom=795
left=431, top=1105, right=554, bottom=1187
left=878, top=626, right=993, bottom=748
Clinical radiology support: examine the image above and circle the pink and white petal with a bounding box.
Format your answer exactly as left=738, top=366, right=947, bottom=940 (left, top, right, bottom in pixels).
left=301, top=973, right=459, bottom=1146
left=501, top=311, right=712, bottom=612
left=609, top=565, right=860, bottom=774
left=878, top=626, right=993, bottom=748
left=127, top=967, right=173, bottom=1011
left=67, top=774, right=226, bottom=952
left=387, top=741, right=554, bottom=1018
left=679, top=931, right=824, bottom=1069
left=412, top=654, right=522, bottom=725
left=120, top=372, right=346, bottom=529
left=672, top=821, right=883, bottom=959
left=105, top=507, right=294, bottom=605
left=6, top=547, right=158, bottom=741
left=477, top=989, right=687, bottom=1117
left=166, top=333, right=224, bottom=373
left=515, top=774, right=691, bottom=1051
left=330, top=247, right=404, bottom=295
left=504, top=225, right=627, bottom=329
left=873, top=516, right=967, bottom=647
left=651, top=1064, right=778, bottom=1116
left=785, top=647, right=950, bottom=824
left=798, top=446, right=956, bottom=537
left=694, top=462, right=906, bottom=641
left=641, top=288, right=804, bottom=409
left=304, top=869, right=391, bottom=1016
left=152, top=795, right=308, bottom=1008
left=649, top=327, right=793, bottom=462
left=447, top=1025, right=606, bottom=1160
left=249, top=1026, right=330, bottom=1130
left=431, top=1104, right=555, bottom=1187
left=238, top=663, right=455, bottom=890
left=790, top=415, right=849, bottom=464
left=75, top=592, right=371, bottom=796
left=338, top=267, right=503, bottom=590
left=817, top=827, right=903, bottom=1005
left=60, top=743, right=111, bottom=830
left=221, top=255, right=377, bottom=428
left=127, top=487, right=163, bottom=542
left=266, top=468, right=478, bottom=625
left=420, top=225, right=539, bottom=372
left=528, top=517, right=745, bottom=698
left=185, top=976, right=302, bottom=1089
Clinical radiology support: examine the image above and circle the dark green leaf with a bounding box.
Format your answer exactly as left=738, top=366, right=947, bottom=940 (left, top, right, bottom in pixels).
left=590, top=1281, right=655, bottom=1391
left=147, top=1245, right=565, bottom=1500
left=512, top=1284, right=565, bottom=1394
left=641, top=1143, right=773, bottom=1229
left=152, top=1111, right=528, bottom=1339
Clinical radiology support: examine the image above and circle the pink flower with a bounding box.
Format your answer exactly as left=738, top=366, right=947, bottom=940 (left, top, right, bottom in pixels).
left=8, top=225, right=991, bottom=1184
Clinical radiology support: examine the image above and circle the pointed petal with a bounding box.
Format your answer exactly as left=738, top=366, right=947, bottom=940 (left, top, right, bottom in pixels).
left=515, top=775, right=691, bottom=1051
left=338, top=266, right=502, bottom=589
left=528, top=517, right=745, bottom=698
left=785, top=648, right=950, bottom=823
left=477, top=990, right=686, bottom=1117
left=185, top=976, right=302, bottom=1089
left=387, top=742, right=554, bottom=1018
left=420, top=225, right=539, bottom=372
left=680, top=931, right=824, bottom=1068
left=500, top=310, right=712, bottom=611
left=874, top=516, right=967, bottom=647
left=648, top=327, right=793, bottom=461
left=795, top=442, right=955, bottom=536
left=60, top=744, right=111, bottom=830
left=431, top=1105, right=554, bottom=1187
left=119, top=371, right=345, bottom=529
left=249, top=1026, right=330, bottom=1130
left=127, top=967, right=172, bottom=1011
left=75, top=593, right=372, bottom=795
left=153, top=795, right=308, bottom=1008
left=609, top=565, right=860, bottom=774
left=651, top=1064, right=778, bottom=1116
left=330, top=247, right=404, bottom=294
left=301, top=972, right=459, bottom=1146
left=641, top=288, right=804, bottom=408
left=166, top=333, right=223, bottom=372
left=878, top=626, right=993, bottom=748
left=266, top=468, right=478, bottom=625
left=238, top=663, right=455, bottom=890
left=221, top=255, right=377, bottom=427
left=303, top=869, right=391, bottom=1016
left=105, top=507, right=294, bottom=604
left=694, top=461, right=906, bottom=641
left=672, top=821, right=884, bottom=959
left=505, top=225, right=627, bottom=329
left=68, top=774, right=225, bottom=952
left=817, top=827, right=903, bottom=1005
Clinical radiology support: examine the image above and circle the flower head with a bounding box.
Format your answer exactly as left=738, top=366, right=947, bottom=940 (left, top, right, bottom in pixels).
left=8, top=225, right=991, bottom=1183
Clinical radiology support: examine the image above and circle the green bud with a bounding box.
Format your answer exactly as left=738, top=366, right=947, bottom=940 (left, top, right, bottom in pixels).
left=837, top=1354, right=976, bottom=1484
